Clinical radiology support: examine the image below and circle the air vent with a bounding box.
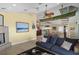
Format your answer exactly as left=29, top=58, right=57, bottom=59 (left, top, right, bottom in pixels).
left=1, top=8, right=6, bottom=10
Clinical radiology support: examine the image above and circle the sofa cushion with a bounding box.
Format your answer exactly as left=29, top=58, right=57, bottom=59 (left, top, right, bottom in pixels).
left=51, top=45, right=75, bottom=55
left=41, top=43, right=53, bottom=49
left=36, top=41, right=52, bottom=49
left=65, top=38, right=78, bottom=51
left=55, top=38, right=64, bottom=46
left=46, top=36, right=52, bottom=43
left=46, top=36, right=58, bottom=46
left=36, top=36, right=58, bottom=50
left=61, top=41, right=72, bottom=50
left=51, top=36, right=58, bottom=45
left=41, top=37, right=47, bottom=43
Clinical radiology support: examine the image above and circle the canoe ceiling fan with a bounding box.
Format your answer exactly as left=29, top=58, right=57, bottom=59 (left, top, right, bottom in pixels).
left=40, top=4, right=78, bottom=21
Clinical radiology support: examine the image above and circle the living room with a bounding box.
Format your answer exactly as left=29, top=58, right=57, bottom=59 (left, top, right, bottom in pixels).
left=0, top=2, right=79, bottom=56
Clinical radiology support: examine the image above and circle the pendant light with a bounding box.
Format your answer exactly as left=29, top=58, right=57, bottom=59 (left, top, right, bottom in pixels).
left=44, top=4, right=54, bottom=19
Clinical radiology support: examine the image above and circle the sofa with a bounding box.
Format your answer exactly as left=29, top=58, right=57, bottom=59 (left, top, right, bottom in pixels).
left=36, top=36, right=78, bottom=55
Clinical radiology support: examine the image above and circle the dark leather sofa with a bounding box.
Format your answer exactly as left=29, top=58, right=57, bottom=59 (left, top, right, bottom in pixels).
left=36, top=36, right=79, bottom=55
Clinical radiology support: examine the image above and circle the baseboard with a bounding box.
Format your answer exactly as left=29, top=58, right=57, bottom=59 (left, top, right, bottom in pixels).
left=0, top=42, right=11, bottom=51
left=12, top=38, right=36, bottom=46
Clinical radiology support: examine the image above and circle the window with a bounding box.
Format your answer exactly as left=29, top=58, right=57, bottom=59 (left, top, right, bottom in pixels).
left=58, top=26, right=64, bottom=33
left=16, top=22, right=29, bottom=32
left=58, top=26, right=68, bottom=33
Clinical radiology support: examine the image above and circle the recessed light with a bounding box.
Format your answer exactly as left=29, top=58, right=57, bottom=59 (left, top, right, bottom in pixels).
left=57, top=3, right=60, bottom=5
left=12, top=4, right=16, bottom=7
left=8, top=7, right=12, bottom=9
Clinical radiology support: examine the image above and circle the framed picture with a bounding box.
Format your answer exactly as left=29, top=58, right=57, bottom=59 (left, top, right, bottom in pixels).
left=16, top=22, right=29, bottom=32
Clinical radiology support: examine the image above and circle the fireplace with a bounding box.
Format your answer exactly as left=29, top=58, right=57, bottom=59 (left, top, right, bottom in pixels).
left=0, top=26, right=11, bottom=51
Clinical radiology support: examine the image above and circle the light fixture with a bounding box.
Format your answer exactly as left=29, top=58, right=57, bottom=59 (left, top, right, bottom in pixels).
left=12, top=4, right=16, bottom=7
left=57, top=3, right=60, bottom=5
left=0, top=7, right=7, bottom=12
left=44, top=4, right=54, bottom=18
left=8, top=7, right=12, bottom=9
left=0, top=7, right=7, bottom=11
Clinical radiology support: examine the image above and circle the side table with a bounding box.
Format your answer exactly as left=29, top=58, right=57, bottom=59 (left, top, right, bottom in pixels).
left=74, top=43, right=79, bottom=53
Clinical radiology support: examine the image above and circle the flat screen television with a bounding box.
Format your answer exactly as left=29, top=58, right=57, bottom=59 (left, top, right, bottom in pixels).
left=16, top=22, right=29, bottom=32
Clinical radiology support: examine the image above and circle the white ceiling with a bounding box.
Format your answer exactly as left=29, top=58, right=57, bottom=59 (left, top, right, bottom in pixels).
left=0, top=3, right=58, bottom=13
left=0, top=3, right=79, bottom=19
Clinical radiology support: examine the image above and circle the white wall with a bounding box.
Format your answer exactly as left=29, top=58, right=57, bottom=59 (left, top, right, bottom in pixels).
left=68, top=9, right=79, bottom=39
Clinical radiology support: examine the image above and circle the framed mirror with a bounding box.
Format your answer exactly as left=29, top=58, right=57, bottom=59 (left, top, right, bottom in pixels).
left=0, top=14, right=4, bottom=26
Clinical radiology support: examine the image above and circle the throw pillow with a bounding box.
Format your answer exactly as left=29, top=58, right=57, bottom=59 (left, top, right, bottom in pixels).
left=41, top=37, right=47, bottom=42
left=61, top=41, right=72, bottom=50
